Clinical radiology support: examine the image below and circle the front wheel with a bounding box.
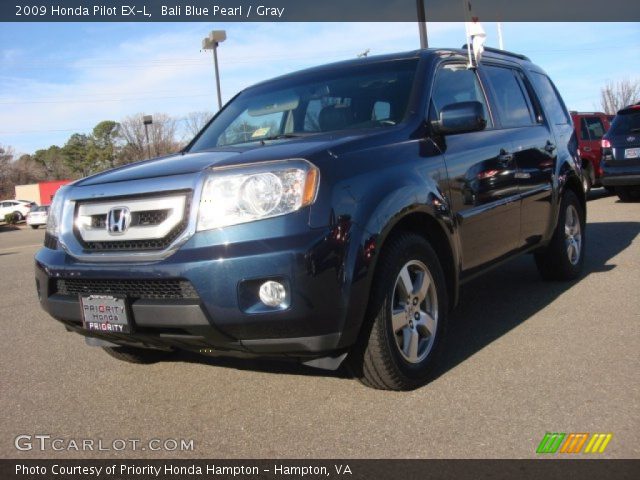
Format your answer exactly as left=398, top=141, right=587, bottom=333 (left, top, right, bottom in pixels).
left=348, top=232, right=448, bottom=390
left=30, top=225, right=39, bottom=229
left=534, top=190, right=585, bottom=280
left=12, top=211, right=23, bottom=221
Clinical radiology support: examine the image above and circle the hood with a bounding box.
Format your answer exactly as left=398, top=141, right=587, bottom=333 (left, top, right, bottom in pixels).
left=74, top=150, right=241, bottom=186
left=73, top=131, right=387, bottom=186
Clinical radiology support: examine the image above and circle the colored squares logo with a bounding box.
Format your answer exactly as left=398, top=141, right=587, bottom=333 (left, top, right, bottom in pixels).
left=537, top=433, right=612, bottom=454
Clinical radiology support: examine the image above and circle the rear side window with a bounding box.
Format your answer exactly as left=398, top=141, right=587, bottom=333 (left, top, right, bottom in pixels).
left=584, top=117, right=606, bottom=140
left=483, top=65, right=535, bottom=128
left=529, top=72, right=571, bottom=125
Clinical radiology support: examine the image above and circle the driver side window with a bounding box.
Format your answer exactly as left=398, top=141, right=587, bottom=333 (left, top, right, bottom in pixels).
left=430, top=64, right=492, bottom=128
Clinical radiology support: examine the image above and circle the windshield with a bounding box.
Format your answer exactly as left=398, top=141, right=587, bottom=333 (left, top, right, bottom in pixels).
left=189, top=59, right=419, bottom=151
left=610, top=110, right=640, bottom=134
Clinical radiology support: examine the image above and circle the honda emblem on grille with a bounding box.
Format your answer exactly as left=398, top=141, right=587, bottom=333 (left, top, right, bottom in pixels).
left=107, top=207, right=131, bottom=235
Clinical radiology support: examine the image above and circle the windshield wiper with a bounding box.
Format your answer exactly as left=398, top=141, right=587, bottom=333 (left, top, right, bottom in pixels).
left=260, top=133, right=308, bottom=143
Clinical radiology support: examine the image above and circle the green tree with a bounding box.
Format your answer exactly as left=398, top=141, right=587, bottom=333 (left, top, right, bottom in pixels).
left=91, top=120, right=120, bottom=169
left=33, top=145, right=72, bottom=179
left=62, top=133, right=93, bottom=177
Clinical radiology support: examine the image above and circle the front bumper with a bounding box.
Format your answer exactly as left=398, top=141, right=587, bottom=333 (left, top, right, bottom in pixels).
left=35, top=217, right=365, bottom=358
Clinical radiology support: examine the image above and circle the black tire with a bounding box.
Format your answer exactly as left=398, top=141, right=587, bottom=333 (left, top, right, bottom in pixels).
left=102, top=345, right=174, bottom=364
left=616, top=186, right=640, bottom=202
left=13, top=211, right=23, bottom=221
left=534, top=189, right=585, bottom=281
left=348, top=232, right=448, bottom=390
left=604, top=186, right=615, bottom=194
left=30, top=225, right=39, bottom=229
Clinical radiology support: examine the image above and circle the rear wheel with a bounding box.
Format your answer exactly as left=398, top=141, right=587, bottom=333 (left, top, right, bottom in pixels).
left=348, top=232, right=448, bottom=390
left=534, top=190, right=585, bottom=280
left=30, top=225, right=39, bottom=229
left=616, top=186, right=640, bottom=202
left=103, top=346, right=174, bottom=364
left=581, top=164, right=592, bottom=194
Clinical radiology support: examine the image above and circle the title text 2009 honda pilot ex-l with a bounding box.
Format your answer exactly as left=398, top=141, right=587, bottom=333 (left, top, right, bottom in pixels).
left=35, top=47, right=586, bottom=390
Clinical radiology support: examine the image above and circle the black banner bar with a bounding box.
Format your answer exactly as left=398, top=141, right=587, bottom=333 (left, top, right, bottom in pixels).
left=2, top=459, right=639, bottom=480
left=2, top=0, right=640, bottom=22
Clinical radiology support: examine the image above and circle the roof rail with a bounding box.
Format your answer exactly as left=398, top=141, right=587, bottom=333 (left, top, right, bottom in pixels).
left=570, top=111, right=604, bottom=116
left=461, top=45, right=530, bottom=61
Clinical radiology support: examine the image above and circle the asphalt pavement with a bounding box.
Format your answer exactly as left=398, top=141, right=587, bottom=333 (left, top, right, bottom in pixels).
left=1, top=189, right=638, bottom=459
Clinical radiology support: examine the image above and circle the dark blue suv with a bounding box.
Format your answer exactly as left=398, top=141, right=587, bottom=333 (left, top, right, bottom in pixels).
left=35, top=48, right=586, bottom=390
left=601, top=103, right=640, bottom=201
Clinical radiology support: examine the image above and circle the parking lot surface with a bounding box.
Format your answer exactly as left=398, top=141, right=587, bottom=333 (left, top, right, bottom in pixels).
left=1, top=190, right=638, bottom=459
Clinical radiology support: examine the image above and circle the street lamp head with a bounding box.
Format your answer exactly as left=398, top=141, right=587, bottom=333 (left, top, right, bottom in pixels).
left=209, top=30, right=227, bottom=43
left=202, top=37, right=213, bottom=50
left=202, top=30, right=226, bottom=50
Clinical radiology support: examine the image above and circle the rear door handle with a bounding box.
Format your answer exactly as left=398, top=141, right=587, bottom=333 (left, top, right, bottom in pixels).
left=545, top=141, right=556, bottom=153
left=583, top=146, right=592, bottom=152
left=498, top=149, right=513, bottom=164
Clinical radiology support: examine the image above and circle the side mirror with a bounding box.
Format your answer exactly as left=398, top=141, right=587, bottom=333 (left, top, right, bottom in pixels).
left=432, top=101, right=487, bottom=135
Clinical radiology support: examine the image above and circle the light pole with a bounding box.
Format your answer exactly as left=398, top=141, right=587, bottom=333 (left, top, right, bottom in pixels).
left=143, top=115, right=152, bottom=160
left=416, top=0, right=428, bottom=48
left=202, top=30, right=226, bottom=110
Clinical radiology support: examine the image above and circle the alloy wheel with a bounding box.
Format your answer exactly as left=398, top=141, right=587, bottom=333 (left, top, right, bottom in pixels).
left=390, top=260, right=438, bottom=364
left=564, top=204, right=582, bottom=265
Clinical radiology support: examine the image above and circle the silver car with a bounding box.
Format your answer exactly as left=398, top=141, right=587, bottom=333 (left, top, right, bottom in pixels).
left=26, top=205, right=49, bottom=229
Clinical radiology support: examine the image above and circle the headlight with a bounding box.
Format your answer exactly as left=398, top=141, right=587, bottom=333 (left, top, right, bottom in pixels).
left=197, top=159, right=319, bottom=231
left=46, top=186, right=67, bottom=237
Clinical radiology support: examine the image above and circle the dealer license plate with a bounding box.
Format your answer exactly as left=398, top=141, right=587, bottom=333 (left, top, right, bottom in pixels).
left=624, top=148, right=640, bottom=159
left=80, top=295, right=131, bottom=333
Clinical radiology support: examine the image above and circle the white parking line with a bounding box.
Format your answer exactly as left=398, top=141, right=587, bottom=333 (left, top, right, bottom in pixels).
left=0, top=243, right=43, bottom=253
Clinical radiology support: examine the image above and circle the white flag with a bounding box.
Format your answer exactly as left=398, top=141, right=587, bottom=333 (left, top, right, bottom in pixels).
left=465, top=21, right=486, bottom=63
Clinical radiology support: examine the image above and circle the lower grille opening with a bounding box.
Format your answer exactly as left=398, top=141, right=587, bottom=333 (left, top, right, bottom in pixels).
left=55, top=278, right=199, bottom=300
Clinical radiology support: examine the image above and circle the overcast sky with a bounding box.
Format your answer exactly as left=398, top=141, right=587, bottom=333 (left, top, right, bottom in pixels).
left=1, top=22, right=638, bottom=155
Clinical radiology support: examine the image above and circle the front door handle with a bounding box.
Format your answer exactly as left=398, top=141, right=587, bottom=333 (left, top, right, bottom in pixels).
left=545, top=141, right=556, bottom=153
left=583, top=146, right=592, bottom=152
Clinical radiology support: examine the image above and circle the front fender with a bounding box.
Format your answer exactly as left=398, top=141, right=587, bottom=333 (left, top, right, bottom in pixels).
left=331, top=160, right=456, bottom=348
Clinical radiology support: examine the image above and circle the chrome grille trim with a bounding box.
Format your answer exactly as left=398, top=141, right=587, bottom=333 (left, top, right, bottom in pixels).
left=76, top=195, right=186, bottom=242
left=57, top=171, right=207, bottom=263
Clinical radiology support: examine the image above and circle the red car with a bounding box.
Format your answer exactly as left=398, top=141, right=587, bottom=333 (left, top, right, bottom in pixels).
left=571, top=111, right=613, bottom=193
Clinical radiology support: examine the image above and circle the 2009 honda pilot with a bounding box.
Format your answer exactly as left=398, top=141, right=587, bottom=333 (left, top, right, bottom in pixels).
left=35, top=47, right=586, bottom=390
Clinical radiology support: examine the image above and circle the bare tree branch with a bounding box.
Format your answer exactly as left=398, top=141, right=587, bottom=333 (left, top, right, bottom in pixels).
left=600, top=78, right=640, bottom=114
left=184, top=111, right=213, bottom=138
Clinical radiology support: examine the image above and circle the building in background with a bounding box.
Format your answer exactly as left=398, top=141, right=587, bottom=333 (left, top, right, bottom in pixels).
left=14, top=180, right=71, bottom=205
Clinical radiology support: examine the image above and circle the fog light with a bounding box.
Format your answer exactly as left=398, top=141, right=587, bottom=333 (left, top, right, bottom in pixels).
left=258, top=281, right=287, bottom=307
